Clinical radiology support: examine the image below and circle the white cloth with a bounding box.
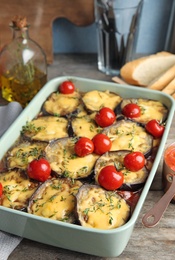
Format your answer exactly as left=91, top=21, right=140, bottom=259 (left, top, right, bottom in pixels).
left=0, top=232, right=22, bottom=260
left=0, top=102, right=23, bottom=260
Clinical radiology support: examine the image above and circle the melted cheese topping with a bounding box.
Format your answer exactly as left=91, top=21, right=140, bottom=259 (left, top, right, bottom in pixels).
left=106, top=121, right=152, bottom=154
left=7, top=142, right=46, bottom=169
left=139, top=100, right=167, bottom=122
left=27, top=117, right=69, bottom=141
left=122, top=99, right=168, bottom=124
left=0, top=171, right=38, bottom=209
left=77, top=186, right=130, bottom=229
left=72, top=116, right=100, bottom=139
left=44, top=91, right=81, bottom=115
left=45, top=139, right=99, bottom=178
left=29, top=179, right=82, bottom=222
left=82, top=90, right=122, bottom=111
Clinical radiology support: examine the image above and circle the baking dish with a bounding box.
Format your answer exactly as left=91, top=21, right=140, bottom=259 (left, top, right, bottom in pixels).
left=0, top=76, right=174, bottom=257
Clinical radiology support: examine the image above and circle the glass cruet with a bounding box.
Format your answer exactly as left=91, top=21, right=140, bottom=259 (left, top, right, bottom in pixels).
left=0, top=15, right=47, bottom=108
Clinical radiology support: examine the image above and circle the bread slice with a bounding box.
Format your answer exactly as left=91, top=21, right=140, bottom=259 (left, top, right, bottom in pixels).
left=162, top=77, right=175, bottom=95
left=120, top=52, right=175, bottom=86
left=147, top=65, right=175, bottom=90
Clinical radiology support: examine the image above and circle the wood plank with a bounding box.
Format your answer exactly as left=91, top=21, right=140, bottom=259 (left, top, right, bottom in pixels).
left=0, top=0, right=95, bottom=63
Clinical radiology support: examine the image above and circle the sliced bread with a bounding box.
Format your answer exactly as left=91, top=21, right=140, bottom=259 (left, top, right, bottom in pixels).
left=162, top=77, right=175, bottom=95
left=120, top=52, right=175, bottom=86
left=147, top=65, right=175, bottom=90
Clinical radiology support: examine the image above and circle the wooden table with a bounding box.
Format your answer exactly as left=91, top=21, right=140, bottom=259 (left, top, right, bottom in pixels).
left=3, top=54, right=175, bottom=260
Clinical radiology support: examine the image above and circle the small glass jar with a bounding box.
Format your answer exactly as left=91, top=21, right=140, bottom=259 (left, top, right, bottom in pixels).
left=0, top=16, right=47, bottom=107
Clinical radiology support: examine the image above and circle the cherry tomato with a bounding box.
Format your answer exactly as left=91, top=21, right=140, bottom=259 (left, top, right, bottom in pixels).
left=92, top=133, right=112, bottom=155
left=145, top=119, right=165, bottom=138
left=59, top=80, right=75, bottom=94
left=0, top=183, right=3, bottom=197
left=98, top=165, right=124, bottom=190
left=95, top=107, right=116, bottom=127
left=124, top=151, right=145, bottom=172
left=74, top=137, right=94, bottom=157
left=122, top=103, right=141, bottom=118
left=27, top=158, right=51, bottom=182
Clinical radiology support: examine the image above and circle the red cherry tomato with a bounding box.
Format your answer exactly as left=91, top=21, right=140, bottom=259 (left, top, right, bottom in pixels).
left=122, top=103, right=141, bottom=118
left=95, top=107, right=116, bottom=127
left=0, top=183, right=3, bottom=197
left=124, top=151, right=145, bottom=172
left=145, top=119, right=165, bottom=138
left=98, top=165, right=124, bottom=190
left=27, top=158, right=51, bottom=182
left=92, top=133, right=112, bottom=155
left=59, top=80, right=75, bottom=94
left=74, top=137, right=94, bottom=157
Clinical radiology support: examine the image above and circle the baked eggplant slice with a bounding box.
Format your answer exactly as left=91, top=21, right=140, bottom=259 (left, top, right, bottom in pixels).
left=71, top=115, right=101, bottom=139
left=94, top=150, right=149, bottom=191
left=0, top=170, right=39, bottom=210
left=21, top=116, right=69, bottom=142
left=102, top=120, right=153, bottom=155
left=44, top=137, right=99, bottom=179
left=5, top=141, right=47, bottom=170
left=42, top=90, right=81, bottom=116
left=75, top=184, right=130, bottom=229
left=82, top=90, right=122, bottom=113
left=117, top=98, right=168, bottom=124
left=27, top=178, right=82, bottom=223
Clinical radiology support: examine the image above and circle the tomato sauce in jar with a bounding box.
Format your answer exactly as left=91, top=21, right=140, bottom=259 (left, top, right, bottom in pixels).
left=162, top=142, right=175, bottom=203
left=164, top=144, right=175, bottom=171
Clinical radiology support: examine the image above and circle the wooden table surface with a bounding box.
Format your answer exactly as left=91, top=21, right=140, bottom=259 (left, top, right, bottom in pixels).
left=2, top=54, right=175, bottom=260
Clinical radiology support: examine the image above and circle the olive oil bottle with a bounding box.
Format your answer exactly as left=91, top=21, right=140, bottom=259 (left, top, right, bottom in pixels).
left=0, top=15, right=47, bottom=107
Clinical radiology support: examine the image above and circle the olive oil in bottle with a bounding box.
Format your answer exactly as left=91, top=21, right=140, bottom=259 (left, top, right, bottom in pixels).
left=0, top=15, right=47, bottom=107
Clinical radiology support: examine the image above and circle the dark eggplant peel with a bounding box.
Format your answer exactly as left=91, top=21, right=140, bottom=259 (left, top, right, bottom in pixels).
left=44, top=137, right=99, bottom=179
left=27, top=178, right=82, bottom=223
left=75, top=184, right=130, bottom=229
left=0, top=170, right=39, bottom=210
left=94, top=151, right=149, bottom=191
left=21, top=116, right=69, bottom=142
left=5, top=141, right=47, bottom=170
left=117, top=98, right=168, bottom=124
left=42, top=90, right=81, bottom=117
left=102, top=120, right=153, bottom=155
left=82, top=90, right=122, bottom=113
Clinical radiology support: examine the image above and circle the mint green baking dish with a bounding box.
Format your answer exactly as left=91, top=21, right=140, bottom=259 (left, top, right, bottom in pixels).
left=0, top=76, right=174, bottom=257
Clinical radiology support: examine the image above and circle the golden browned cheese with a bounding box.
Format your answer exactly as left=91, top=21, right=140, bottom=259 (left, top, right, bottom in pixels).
left=0, top=170, right=38, bottom=209
left=76, top=185, right=130, bottom=229
left=28, top=178, right=82, bottom=223
left=22, top=116, right=69, bottom=142
left=82, top=90, right=122, bottom=111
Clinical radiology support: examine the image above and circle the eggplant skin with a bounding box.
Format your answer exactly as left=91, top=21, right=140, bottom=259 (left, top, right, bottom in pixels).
left=27, top=178, right=83, bottom=223
left=0, top=170, right=39, bottom=210
left=116, top=98, right=168, bottom=124
left=75, top=184, right=130, bottom=229
left=44, top=137, right=99, bottom=179
left=94, top=150, right=149, bottom=191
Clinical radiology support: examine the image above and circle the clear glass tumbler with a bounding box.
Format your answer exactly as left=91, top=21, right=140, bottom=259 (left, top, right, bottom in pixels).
left=94, top=0, right=143, bottom=75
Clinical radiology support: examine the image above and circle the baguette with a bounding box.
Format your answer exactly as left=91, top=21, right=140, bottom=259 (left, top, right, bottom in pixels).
left=162, top=77, right=175, bottom=95
left=120, top=52, right=175, bottom=86
left=147, top=65, right=175, bottom=90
